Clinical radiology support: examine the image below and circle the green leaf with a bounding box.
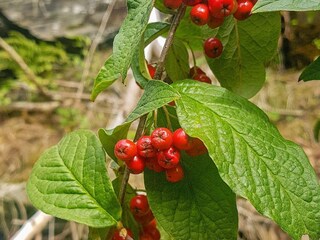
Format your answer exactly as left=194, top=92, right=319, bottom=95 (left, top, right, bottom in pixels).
left=299, top=56, right=320, bottom=82
left=27, top=130, right=121, bottom=228
left=145, top=153, right=238, bottom=240
left=126, top=80, right=180, bottom=122
left=91, top=55, right=120, bottom=101
left=113, top=0, right=153, bottom=79
left=99, top=122, right=132, bottom=161
left=176, top=8, right=218, bottom=50
left=154, top=0, right=176, bottom=14
left=91, top=0, right=153, bottom=100
left=165, top=39, right=190, bottom=81
left=253, top=0, right=320, bottom=13
left=173, top=80, right=320, bottom=240
left=207, top=13, right=280, bottom=98
left=131, top=22, right=170, bottom=88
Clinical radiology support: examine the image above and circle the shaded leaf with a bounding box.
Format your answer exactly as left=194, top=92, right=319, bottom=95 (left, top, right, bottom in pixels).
left=165, top=39, right=190, bottom=81
left=207, top=13, right=280, bottom=98
left=299, top=56, right=320, bottom=82
left=145, top=153, right=238, bottom=240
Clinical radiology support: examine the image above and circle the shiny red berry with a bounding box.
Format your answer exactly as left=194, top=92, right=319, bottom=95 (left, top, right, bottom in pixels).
left=190, top=4, right=210, bottom=26
left=163, top=0, right=182, bottom=9
left=233, top=0, right=253, bottom=20
left=182, top=0, right=202, bottom=6
left=137, top=136, right=157, bottom=158
left=208, top=0, right=235, bottom=18
left=172, top=128, right=192, bottom=150
left=166, top=164, right=184, bottom=182
left=139, top=232, right=153, bottom=240
left=151, top=127, right=173, bottom=150
left=249, top=0, right=257, bottom=5
left=145, top=157, right=165, bottom=172
left=147, top=64, right=156, bottom=78
left=193, top=73, right=212, bottom=84
left=207, top=15, right=224, bottom=29
left=157, top=146, right=181, bottom=169
left=185, top=137, right=207, bottom=156
left=189, top=66, right=205, bottom=78
left=130, top=195, right=150, bottom=217
left=112, top=228, right=133, bottom=240
left=127, top=155, right=145, bottom=174
left=204, top=37, right=223, bottom=58
left=114, top=139, right=137, bottom=162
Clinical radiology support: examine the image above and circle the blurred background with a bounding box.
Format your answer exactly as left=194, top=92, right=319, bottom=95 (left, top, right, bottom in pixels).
left=0, top=0, right=319, bottom=239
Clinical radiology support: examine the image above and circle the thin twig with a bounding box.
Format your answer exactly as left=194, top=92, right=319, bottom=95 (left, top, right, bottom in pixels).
left=153, top=4, right=187, bottom=80
left=0, top=37, right=51, bottom=99
left=75, top=0, right=117, bottom=105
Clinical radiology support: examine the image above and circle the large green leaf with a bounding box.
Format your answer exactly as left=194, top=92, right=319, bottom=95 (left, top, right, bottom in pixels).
left=91, top=0, right=153, bottom=100
left=165, top=38, right=190, bottom=81
left=145, top=153, right=238, bottom=240
left=27, top=130, right=121, bottom=227
left=253, top=0, right=320, bottom=12
left=207, top=13, right=280, bottom=98
left=299, top=56, right=320, bottom=82
left=172, top=80, right=320, bottom=240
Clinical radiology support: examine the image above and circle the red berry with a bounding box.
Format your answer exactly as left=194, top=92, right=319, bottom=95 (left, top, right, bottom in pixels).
left=127, top=155, right=145, bottom=174
left=190, top=4, right=210, bottom=26
left=250, top=0, right=257, bottom=5
left=130, top=195, right=150, bottom=217
left=182, top=0, right=202, bottom=6
left=207, top=15, right=224, bottom=29
left=189, top=66, right=205, bottom=78
left=147, top=64, right=156, bottom=78
left=143, top=228, right=161, bottom=240
left=112, top=228, right=133, bottom=240
left=143, top=218, right=157, bottom=230
left=185, top=137, right=207, bottom=156
left=157, top=146, right=181, bottom=169
left=166, top=164, right=184, bottom=182
left=151, top=128, right=173, bottom=150
left=193, top=73, right=212, bottom=84
left=137, top=136, right=157, bottom=158
left=204, top=37, right=223, bottom=58
left=233, top=0, right=253, bottom=20
left=139, top=232, right=153, bottom=240
left=208, top=0, right=235, bottom=18
left=172, top=128, right=192, bottom=150
left=114, top=139, right=137, bottom=162
left=134, top=210, right=155, bottom=225
left=145, top=157, right=165, bottom=172
left=163, top=0, right=182, bottom=9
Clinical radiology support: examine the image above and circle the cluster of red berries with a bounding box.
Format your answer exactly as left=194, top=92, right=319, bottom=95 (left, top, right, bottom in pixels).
left=163, top=0, right=258, bottom=58
left=114, top=128, right=207, bottom=182
left=112, top=195, right=160, bottom=240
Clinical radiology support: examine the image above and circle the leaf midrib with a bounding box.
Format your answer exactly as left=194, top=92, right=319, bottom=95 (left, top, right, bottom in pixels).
left=56, top=136, right=117, bottom=223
